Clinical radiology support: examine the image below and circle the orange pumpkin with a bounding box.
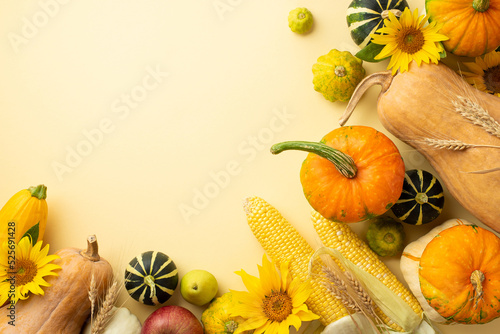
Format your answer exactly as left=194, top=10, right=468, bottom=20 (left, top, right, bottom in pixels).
left=401, top=219, right=500, bottom=324
left=425, top=0, right=500, bottom=57
left=271, top=126, right=405, bottom=223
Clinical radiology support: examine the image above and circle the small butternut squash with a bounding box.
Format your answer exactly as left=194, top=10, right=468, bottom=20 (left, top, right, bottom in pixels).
left=340, top=61, right=500, bottom=232
left=0, top=235, right=113, bottom=333
left=401, top=218, right=500, bottom=324
left=0, top=184, right=48, bottom=246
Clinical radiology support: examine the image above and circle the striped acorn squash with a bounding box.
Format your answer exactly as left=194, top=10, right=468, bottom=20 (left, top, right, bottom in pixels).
left=390, top=169, right=445, bottom=225
left=347, top=0, right=409, bottom=48
left=125, top=251, right=179, bottom=306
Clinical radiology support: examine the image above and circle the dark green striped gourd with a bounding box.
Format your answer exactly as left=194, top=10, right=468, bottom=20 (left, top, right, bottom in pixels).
left=346, top=0, right=409, bottom=48
left=391, top=169, right=445, bottom=225
left=125, top=251, right=179, bottom=305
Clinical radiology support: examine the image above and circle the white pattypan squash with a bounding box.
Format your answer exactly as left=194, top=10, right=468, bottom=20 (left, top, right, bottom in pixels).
left=82, top=307, right=142, bottom=334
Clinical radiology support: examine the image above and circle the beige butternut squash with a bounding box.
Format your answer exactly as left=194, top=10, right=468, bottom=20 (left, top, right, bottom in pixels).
left=0, top=235, right=113, bottom=333
left=340, top=61, right=500, bottom=232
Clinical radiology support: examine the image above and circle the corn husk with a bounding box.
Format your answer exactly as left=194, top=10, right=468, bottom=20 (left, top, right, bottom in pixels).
left=310, top=247, right=423, bottom=332
left=321, top=313, right=441, bottom=334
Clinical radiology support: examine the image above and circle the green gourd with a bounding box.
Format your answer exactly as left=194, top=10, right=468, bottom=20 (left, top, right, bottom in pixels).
left=346, top=0, right=409, bottom=48
left=346, top=0, right=409, bottom=62
left=366, top=216, right=406, bottom=257
left=391, top=169, right=445, bottom=225
left=125, top=251, right=179, bottom=306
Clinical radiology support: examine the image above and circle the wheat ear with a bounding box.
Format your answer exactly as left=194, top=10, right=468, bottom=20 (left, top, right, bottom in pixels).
left=318, top=255, right=387, bottom=334
left=413, top=138, right=500, bottom=151
left=91, top=280, right=119, bottom=334
left=454, top=96, right=500, bottom=138
left=88, top=274, right=98, bottom=325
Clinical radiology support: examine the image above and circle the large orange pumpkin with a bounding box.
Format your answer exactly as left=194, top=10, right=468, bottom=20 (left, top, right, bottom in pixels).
left=401, top=219, right=500, bottom=324
left=271, top=126, right=405, bottom=223
left=425, top=0, right=500, bottom=57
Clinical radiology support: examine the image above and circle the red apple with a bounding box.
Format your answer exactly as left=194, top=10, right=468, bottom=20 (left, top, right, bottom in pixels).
left=141, top=305, right=203, bottom=334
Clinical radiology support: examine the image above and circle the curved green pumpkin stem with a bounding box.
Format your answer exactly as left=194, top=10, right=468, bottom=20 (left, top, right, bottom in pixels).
left=473, top=0, right=489, bottom=12
left=270, top=141, right=357, bottom=178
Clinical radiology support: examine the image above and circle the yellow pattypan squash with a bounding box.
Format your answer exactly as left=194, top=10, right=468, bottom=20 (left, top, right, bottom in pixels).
left=201, top=292, right=249, bottom=334
left=312, top=49, right=365, bottom=102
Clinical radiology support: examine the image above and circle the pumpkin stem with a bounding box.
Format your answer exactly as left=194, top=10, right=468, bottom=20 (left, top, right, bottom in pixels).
left=470, top=269, right=485, bottom=306
left=473, top=0, right=490, bottom=12
left=415, top=192, right=428, bottom=205
left=339, top=71, right=393, bottom=126
left=381, top=9, right=402, bottom=19
left=28, top=184, right=47, bottom=200
left=271, top=141, right=357, bottom=178
left=144, top=275, right=157, bottom=299
left=80, top=235, right=101, bottom=262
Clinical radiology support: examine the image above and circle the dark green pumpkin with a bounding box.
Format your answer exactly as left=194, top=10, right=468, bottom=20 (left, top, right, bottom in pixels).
left=391, top=169, right=445, bottom=225
left=346, top=0, right=409, bottom=48
left=125, top=251, right=179, bottom=305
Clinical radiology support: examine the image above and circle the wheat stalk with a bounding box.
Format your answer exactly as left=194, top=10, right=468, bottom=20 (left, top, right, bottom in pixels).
left=88, top=274, right=98, bottom=325
left=91, top=280, right=119, bottom=334
left=322, top=267, right=361, bottom=312
left=320, top=264, right=388, bottom=334
left=343, top=271, right=377, bottom=318
left=414, top=138, right=500, bottom=151
left=454, top=96, right=500, bottom=138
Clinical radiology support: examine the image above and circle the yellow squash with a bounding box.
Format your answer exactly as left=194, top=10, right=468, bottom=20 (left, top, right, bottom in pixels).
left=0, top=185, right=48, bottom=246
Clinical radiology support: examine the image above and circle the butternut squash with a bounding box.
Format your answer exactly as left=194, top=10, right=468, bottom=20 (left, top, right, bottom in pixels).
left=0, top=235, right=113, bottom=333
left=340, top=61, right=500, bottom=232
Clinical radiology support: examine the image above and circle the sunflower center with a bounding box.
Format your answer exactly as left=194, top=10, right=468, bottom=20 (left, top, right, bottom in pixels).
left=262, top=290, right=293, bottom=322
left=13, top=258, right=38, bottom=286
left=484, top=65, right=500, bottom=93
left=397, top=27, right=425, bottom=55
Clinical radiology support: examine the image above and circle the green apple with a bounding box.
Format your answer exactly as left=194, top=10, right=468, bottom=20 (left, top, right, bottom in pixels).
left=180, top=269, right=218, bottom=306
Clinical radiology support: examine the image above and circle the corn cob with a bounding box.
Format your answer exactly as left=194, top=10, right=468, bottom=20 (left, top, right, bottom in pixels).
left=311, top=210, right=423, bottom=331
left=243, top=196, right=350, bottom=326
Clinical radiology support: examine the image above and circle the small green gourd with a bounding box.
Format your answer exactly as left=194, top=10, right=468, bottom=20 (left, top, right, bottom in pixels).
left=366, top=217, right=406, bottom=257
left=390, top=169, right=445, bottom=225
left=288, top=7, right=314, bottom=34
left=312, top=49, right=365, bottom=102
left=124, top=251, right=179, bottom=306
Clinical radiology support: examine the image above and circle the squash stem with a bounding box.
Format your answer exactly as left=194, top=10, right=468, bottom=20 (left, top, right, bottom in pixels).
left=28, top=184, right=47, bottom=200
left=80, top=235, right=101, bottom=262
left=470, top=269, right=485, bottom=305
left=473, top=0, right=489, bottom=12
left=339, top=71, right=393, bottom=126
left=271, top=141, right=357, bottom=178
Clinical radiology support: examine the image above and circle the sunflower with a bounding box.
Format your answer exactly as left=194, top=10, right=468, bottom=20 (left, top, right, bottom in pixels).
left=371, top=8, right=448, bottom=75
left=458, top=50, right=500, bottom=97
left=0, top=236, right=60, bottom=305
left=229, top=255, right=319, bottom=334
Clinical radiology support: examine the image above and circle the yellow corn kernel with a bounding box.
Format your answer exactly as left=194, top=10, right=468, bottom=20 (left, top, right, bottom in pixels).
left=243, top=196, right=349, bottom=326
left=311, top=210, right=423, bottom=331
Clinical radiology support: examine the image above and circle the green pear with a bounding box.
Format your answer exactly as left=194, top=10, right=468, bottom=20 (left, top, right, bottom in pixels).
left=180, top=269, right=218, bottom=306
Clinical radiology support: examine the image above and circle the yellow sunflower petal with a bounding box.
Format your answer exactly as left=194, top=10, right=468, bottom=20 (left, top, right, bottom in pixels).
left=286, top=313, right=305, bottom=331
left=235, top=269, right=265, bottom=298
left=294, top=304, right=321, bottom=321
left=484, top=51, right=500, bottom=67
left=235, top=316, right=269, bottom=334
left=258, top=255, right=280, bottom=294
left=475, top=56, right=489, bottom=71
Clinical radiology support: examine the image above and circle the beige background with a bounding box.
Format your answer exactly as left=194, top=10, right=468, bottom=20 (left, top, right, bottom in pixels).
left=1, top=0, right=498, bottom=333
